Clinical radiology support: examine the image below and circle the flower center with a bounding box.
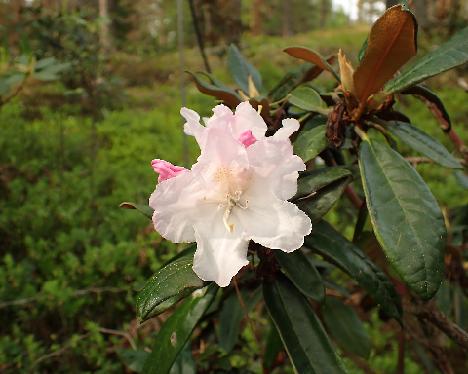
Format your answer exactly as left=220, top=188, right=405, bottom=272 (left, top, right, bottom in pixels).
left=222, top=190, right=249, bottom=233
left=212, top=167, right=250, bottom=233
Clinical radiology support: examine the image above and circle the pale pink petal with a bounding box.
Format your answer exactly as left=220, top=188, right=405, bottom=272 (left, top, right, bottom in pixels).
left=273, top=118, right=300, bottom=140
left=232, top=101, right=267, bottom=140
left=247, top=138, right=305, bottom=200
left=181, top=107, right=205, bottom=146
left=192, top=209, right=249, bottom=287
left=151, top=159, right=187, bottom=182
left=238, top=130, right=257, bottom=148
left=150, top=170, right=210, bottom=243
left=235, top=180, right=311, bottom=252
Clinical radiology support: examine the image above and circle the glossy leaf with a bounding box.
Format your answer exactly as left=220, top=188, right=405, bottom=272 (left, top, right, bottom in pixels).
left=385, top=27, right=468, bottom=93
left=359, top=134, right=446, bottom=299
left=322, top=297, right=371, bottom=358
left=353, top=4, right=417, bottom=103
left=142, top=285, right=217, bottom=374
left=293, top=119, right=327, bottom=163
left=289, top=85, right=327, bottom=112
left=305, top=221, right=402, bottom=320
left=136, top=254, right=206, bottom=322
left=227, top=44, right=263, bottom=94
left=217, top=293, right=243, bottom=353
left=120, top=202, right=154, bottom=219
left=263, top=323, right=284, bottom=371
left=269, top=62, right=329, bottom=102
left=386, top=121, right=461, bottom=168
left=186, top=71, right=241, bottom=108
left=284, top=47, right=340, bottom=81
left=294, top=167, right=352, bottom=222
left=263, top=275, right=346, bottom=374
left=275, top=250, right=325, bottom=302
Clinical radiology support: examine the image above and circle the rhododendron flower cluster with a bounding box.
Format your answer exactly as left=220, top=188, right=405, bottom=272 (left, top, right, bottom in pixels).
left=149, top=102, right=311, bottom=287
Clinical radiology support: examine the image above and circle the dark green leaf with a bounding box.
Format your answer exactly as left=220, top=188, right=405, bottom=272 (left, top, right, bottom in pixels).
left=294, top=167, right=352, bottom=222
left=136, top=254, right=206, bottom=321
left=269, top=63, right=322, bottom=102
left=169, top=343, right=196, bottom=374
left=385, top=121, right=461, bottom=168
left=263, top=275, right=346, bottom=374
left=227, top=44, right=262, bottom=94
left=322, top=297, right=371, bottom=358
left=454, top=170, right=468, bottom=189
left=293, top=121, right=327, bottom=163
left=289, top=85, right=327, bottom=112
left=217, top=292, right=243, bottom=353
left=263, top=323, right=284, bottom=371
left=275, top=250, right=324, bottom=302
left=118, top=349, right=149, bottom=373
left=142, top=285, right=217, bottom=374
left=305, top=221, right=402, bottom=320
left=120, top=202, right=154, bottom=220
left=359, top=133, right=446, bottom=299
left=385, top=27, right=468, bottom=93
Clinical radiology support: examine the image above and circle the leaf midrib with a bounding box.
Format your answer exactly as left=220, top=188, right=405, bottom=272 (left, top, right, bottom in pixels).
left=362, top=140, right=429, bottom=294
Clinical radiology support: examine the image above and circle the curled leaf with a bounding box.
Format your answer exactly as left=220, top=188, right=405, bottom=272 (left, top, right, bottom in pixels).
left=284, top=47, right=340, bottom=82
left=353, top=5, right=417, bottom=104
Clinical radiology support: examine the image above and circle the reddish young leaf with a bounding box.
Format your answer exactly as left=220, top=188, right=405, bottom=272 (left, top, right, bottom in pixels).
left=353, top=5, right=417, bottom=104
left=186, top=71, right=241, bottom=108
left=284, top=47, right=340, bottom=81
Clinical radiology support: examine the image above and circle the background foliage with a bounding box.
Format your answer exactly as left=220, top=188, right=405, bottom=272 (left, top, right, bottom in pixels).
left=0, top=0, right=467, bottom=372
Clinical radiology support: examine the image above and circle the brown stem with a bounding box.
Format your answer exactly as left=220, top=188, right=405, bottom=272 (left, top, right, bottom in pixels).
left=344, top=185, right=363, bottom=209
left=233, top=277, right=261, bottom=348
left=415, top=305, right=468, bottom=351
left=396, top=329, right=405, bottom=374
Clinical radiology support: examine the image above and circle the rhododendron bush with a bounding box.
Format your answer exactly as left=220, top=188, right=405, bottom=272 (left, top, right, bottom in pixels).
left=121, top=4, right=468, bottom=373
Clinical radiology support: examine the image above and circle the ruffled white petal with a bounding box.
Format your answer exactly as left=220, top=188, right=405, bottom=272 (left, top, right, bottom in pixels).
left=273, top=118, right=300, bottom=140
left=236, top=185, right=311, bottom=252
left=150, top=170, right=209, bottom=243
left=247, top=138, right=306, bottom=200
left=181, top=107, right=205, bottom=147
left=192, top=210, right=249, bottom=287
left=232, top=101, right=268, bottom=140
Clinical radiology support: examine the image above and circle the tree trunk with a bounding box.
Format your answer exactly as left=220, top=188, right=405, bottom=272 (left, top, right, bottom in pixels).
left=282, top=0, right=293, bottom=36
left=251, top=0, right=263, bottom=35
left=99, top=0, right=111, bottom=53
left=320, top=0, right=330, bottom=28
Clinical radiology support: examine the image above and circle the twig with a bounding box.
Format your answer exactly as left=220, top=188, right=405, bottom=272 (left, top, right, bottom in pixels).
left=232, top=277, right=261, bottom=348
left=98, top=327, right=137, bottom=350
left=0, top=286, right=129, bottom=309
left=31, top=333, right=90, bottom=367
left=188, top=0, right=212, bottom=73
left=344, top=185, right=363, bottom=209
left=414, top=305, right=468, bottom=351
left=406, top=156, right=434, bottom=166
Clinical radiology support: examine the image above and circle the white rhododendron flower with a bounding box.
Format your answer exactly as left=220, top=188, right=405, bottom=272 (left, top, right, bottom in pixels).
left=149, top=102, right=312, bottom=287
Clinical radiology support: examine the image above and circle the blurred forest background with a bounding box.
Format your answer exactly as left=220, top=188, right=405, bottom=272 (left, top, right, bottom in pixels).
left=0, top=0, right=467, bottom=372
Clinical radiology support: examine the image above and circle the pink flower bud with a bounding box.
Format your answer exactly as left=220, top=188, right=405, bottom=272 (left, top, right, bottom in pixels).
left=151, top=159, right=186, bottom=182
left=238, top=130, right=257, bottom=148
